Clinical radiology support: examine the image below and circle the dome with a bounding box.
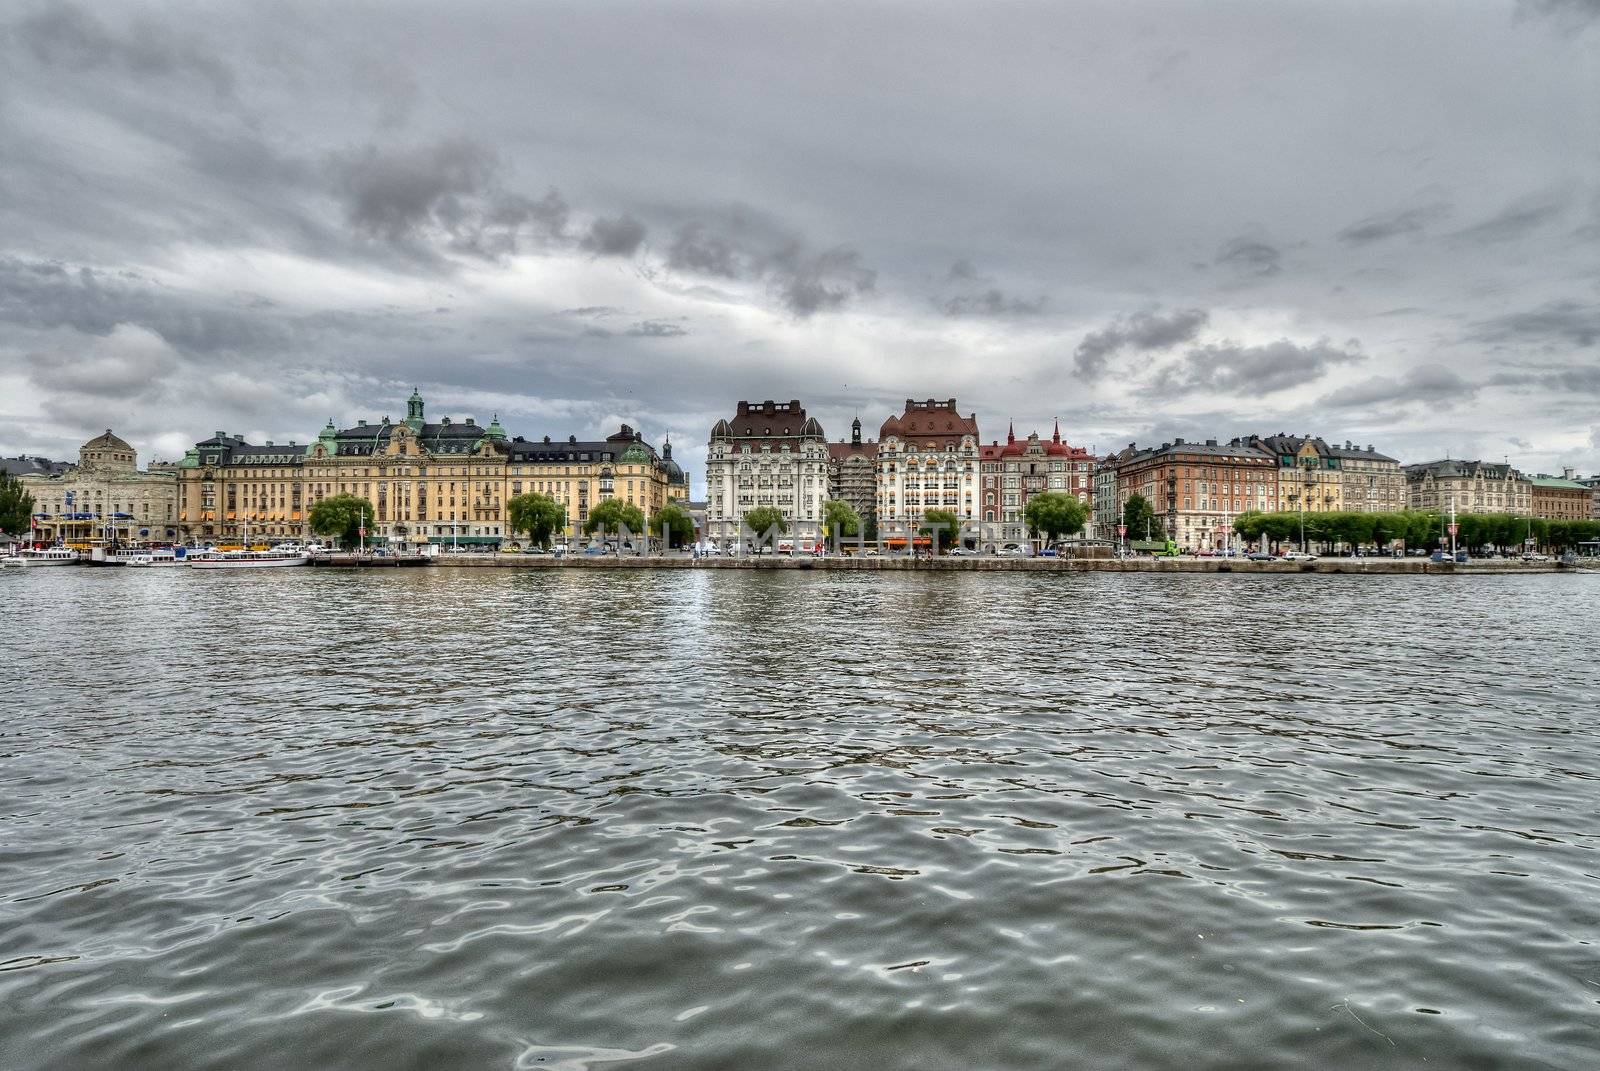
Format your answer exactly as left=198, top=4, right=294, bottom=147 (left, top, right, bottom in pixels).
left=79, top=429, right=137, bottom=471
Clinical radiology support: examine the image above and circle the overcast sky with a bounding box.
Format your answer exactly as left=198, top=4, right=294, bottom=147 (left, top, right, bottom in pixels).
left=2, top=0, right=1597, bottom=492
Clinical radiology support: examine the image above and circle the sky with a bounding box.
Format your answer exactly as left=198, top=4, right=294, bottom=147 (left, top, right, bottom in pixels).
left=1, top=0, right=1597, bottom=493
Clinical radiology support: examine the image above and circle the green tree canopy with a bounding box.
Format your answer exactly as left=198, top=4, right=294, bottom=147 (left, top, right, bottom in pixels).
left=1023, top=492, right=1088, bottom=543
left=307, top=493, right=374, bottom=547
left=654, top=503, right=695, bottom=548
left=919, top=509, right=961, bottom=553
left=1122, top=493, right=1159, bottom=541
left=584, top=498, right=646, bottom=537
left=742, top=506, right=788, bottom=542
left=0, top=472, right=35, bottom=538
left=507, top=492, right=567, bottom=548
left=822, top=499, right=861, bottom=546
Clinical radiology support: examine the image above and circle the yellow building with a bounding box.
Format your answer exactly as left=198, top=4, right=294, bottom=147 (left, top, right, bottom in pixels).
left=505, top=424, right=680, bottom=540
left=1247, top=434, right=1344, bottom=514
left=179, top=433, right=310, bottom=544
left=305, top=391, right=509, bottom=547
left=177, top=391, right=685, bottom=547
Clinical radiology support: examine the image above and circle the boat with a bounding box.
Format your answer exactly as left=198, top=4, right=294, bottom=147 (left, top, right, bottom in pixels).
left=188, top=549, right=310, bottom=569
left=125, top=549, right=185, bottom=567
left=87, top=546, right=184, bottom=566
left=2, top=547, right=82, bottom=567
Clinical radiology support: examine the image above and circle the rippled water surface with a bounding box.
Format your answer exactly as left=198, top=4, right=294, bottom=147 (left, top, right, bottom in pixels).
left=2, top=568, right=1598, bottom=1069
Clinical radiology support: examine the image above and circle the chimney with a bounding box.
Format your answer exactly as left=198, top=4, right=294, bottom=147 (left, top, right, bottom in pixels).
left=1206, top=439, right=1218, bottom=446
left=465, top=417, right=475, bottom=426
left=358, top=419, right=367, bottom=427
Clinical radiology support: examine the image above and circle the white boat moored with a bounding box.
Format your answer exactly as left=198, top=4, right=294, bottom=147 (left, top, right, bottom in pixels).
left=3, top=548, right=82, bottom=567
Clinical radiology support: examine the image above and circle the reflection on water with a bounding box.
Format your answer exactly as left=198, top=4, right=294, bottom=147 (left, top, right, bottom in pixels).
left=2, top=568, right=1598, bottom=1069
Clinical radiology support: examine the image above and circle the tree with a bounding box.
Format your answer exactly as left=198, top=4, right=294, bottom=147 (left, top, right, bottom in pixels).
left=506, top=492, right=567, bottom=548
left=920, top=509, right=961, bottom=553
left=742, top=506, right=788, bottom=545
left=822, top=499, right=861, bottom=547
left=584, top=499, right=647, bottom=539
left=654, top=503, right=695, bottom=548
left=307, top=493, right=374, bottom=547
left=1122, top=493, right=1159, bottom=541
left=1023, top=492, right=1088, bottom=545
left=0, top=472, right=35, bottom=539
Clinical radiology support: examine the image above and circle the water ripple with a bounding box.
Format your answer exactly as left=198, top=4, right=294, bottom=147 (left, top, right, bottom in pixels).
left=1, top=568, right=1597, bottom=1069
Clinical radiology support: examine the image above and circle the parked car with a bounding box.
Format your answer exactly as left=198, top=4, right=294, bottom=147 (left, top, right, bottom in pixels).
left=582, top=545, right=609, bottom=556
left=948, top=546, right=976, bottom=556
left=1280, top=551, right=1317, bottom=561
left=1455, top=551, right=1470, bottom=564
left=1522, top=552, right=1550, bottom=562
left=1247, top=552, right=1276, bottom=561
left=1039, top=548, right=1059, bottom=557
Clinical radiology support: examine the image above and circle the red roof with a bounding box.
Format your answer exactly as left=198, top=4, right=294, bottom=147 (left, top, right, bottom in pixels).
left=879, top=398, right=979, bottom=444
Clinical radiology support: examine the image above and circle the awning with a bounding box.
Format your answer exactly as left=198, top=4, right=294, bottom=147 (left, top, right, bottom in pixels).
left=426, top=535, right=503, bottom=545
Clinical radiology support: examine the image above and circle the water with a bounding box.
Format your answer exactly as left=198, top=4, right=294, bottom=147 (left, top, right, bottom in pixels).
left=2, top=568, right=1597, bottom=1070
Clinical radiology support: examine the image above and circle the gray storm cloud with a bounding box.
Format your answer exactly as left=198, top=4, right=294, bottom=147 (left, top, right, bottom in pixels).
left=1, top=0, right=1597, bottom=482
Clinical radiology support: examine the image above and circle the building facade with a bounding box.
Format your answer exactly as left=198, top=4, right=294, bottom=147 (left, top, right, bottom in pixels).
left=876, top=398, right=979, bottom=541
left=1092, top=452, right=1126, bottom=541
left=827, top=417, right=878, bottom=538
left=1245, top=434, right=1344, bottom=514
left=1405, top=460, right=1532, bottom=516
left=976, top=422, right=1094, bottom=550
left=25, top=431, right=180, bottom=545
left=179, top=433, right=310, bottom=543
left=705, top=399, right=829, bottom=545
left=1115, top=438, right=1277, bottom=549
left=506, top=425, right=675, bottom=540
left=1529, top=474, right=1591, bottom=521
left=1582, top=475, right=1600, bottom=519
left=1330, top=441, right=1405, bottom=513
left=176, top=390, right=679, bottom=547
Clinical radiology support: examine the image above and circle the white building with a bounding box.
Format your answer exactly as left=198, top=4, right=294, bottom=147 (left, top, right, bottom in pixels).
left=705, top=400, right=829, bottom=546
left=875, top=398, right=980, bottom=545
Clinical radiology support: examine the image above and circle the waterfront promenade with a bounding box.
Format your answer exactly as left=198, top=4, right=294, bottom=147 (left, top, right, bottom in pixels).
left=422, top=553, right=1577, bottom=575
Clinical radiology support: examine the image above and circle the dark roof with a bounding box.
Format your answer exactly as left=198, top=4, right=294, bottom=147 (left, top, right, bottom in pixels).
left=1117, top=438, right=1276, bottom=467
left=332, top=419, right=488, bottom=456
left=506, top=427, right=659, bottom=466
left=1, top=455, right=74, bottom=477
left=1404, top=459, right=1522, bottom=480
left=1326, top=440, right=1397, bottom=462
left=192, top=435, right=307, bottom=466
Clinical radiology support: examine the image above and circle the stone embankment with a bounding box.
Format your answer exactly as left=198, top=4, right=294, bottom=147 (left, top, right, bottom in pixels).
left=433, top=555, right=1577, bottom=575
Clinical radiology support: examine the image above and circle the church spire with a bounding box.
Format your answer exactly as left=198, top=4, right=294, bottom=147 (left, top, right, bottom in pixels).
left=1052, top=418, right=1061, bottom=444
left=1007, top=419, right=1015, bottom=445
